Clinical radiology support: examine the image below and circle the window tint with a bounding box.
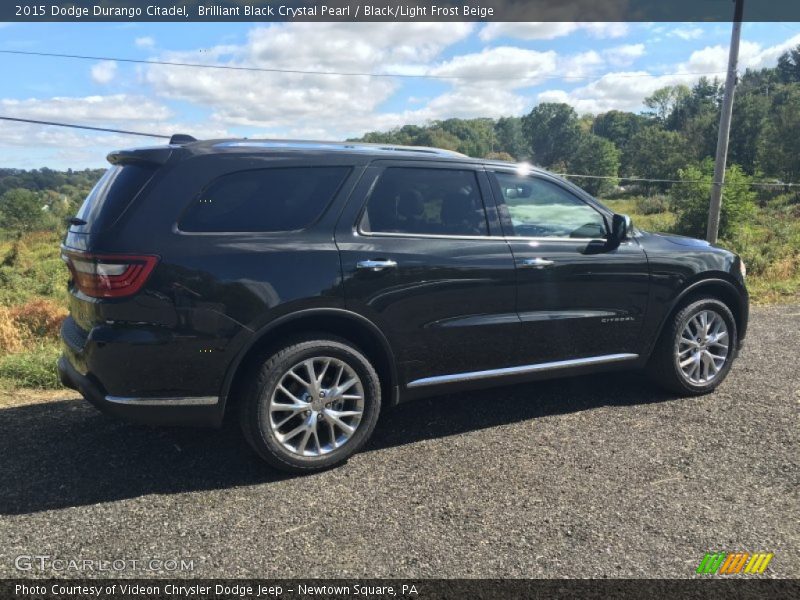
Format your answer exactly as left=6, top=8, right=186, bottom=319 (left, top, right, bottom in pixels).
left=361, top=168, right=487, bottom=236
left=74, top=164, right=155, bottom=232
left=493, top=172, right=607, bottom=239
left=180, top=167, right=350, bottom=232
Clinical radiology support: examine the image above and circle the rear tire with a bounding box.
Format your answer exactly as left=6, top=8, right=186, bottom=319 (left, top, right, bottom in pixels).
left=647, top=298, right=737, bottom=395
left=240, top=336, right=381, bottom=472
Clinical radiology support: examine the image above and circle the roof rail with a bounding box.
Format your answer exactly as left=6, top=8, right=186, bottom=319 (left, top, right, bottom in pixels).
left=169, top=133, right=197, bottom=145
left=213, top=140, right=467, bottom=157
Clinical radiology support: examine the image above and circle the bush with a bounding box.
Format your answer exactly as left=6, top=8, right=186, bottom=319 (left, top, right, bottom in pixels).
left=671, top=161, right=756, bottom=239
left=634, top=195, right=670, bottom=215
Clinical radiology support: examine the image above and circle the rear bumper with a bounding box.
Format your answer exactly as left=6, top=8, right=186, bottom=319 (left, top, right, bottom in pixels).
left=58, top=355, right=223, bottom=427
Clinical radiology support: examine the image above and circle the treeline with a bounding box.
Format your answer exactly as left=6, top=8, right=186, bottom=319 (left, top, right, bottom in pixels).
left=0, top=168, right=104, bottom=233
left=353, top=45, right=800, bottom=197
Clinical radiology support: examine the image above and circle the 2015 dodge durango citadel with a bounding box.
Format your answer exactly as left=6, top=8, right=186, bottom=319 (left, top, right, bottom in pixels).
left=58, top=137, right=749, bottom=472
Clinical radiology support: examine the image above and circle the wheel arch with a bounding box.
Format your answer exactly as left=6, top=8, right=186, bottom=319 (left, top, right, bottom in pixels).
left=648, top=276, right=748, bottom=360
left=219, top=308, right=399, bottom=416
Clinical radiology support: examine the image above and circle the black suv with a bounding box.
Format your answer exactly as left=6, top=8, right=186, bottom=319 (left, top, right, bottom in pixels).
left=58, top=137, right=749, bottom=472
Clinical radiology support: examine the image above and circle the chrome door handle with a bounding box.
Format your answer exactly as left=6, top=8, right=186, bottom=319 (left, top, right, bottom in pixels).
left=357, top=259, right=398, bottom=272
left=518, top=257, right=554, bottom=268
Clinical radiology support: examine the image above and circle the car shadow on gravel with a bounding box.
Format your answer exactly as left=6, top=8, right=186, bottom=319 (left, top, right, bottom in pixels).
left=0, top=371, right=675, bottom=515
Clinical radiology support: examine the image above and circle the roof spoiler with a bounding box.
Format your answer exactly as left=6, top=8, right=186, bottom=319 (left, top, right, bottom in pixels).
left=169, top=133, right=197, bottom=145
left=107, top=146, right=174, bottom=166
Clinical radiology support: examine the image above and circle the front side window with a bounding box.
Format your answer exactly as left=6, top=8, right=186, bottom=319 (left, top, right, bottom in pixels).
left=492, top=172, right=607, bottom=239
left=361, top=168, right=488, bottom=237
left=180, top=166, right=351, bottom=232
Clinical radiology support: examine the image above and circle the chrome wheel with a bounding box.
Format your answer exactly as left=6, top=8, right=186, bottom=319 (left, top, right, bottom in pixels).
left=676, top=310, right=730, bottom=385
left=268, top=356, right=365, bottom=457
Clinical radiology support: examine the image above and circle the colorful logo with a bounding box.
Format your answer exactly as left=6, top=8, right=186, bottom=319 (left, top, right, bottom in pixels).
left=696, top=552, right=774, bottom=574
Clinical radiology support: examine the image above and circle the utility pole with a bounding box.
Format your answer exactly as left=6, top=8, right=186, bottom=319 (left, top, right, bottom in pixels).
left=707, top=0, right=744, bottom=243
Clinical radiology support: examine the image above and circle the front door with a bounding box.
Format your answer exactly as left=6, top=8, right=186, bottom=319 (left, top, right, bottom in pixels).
left=486, top=168, right=650, bottom=365
left=336, top=162, right=519, bottom=387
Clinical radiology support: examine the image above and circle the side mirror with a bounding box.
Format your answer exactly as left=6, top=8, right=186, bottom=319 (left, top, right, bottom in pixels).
left=607, top=213, right=632, bottom=249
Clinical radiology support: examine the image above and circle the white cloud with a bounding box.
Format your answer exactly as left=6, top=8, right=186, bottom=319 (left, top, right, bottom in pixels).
left=144, top=22, right=475, bottom=134
left=90, top=61, right=117, bottom=84
left=603, top=44, right=646, bottom=67
left=0, top=94, right=228, bottom=167
left=135, top=36, right=156, bottom=49
left=559, top=50, right=605, bottom=81
left=670, top=26, right=704, bottom=41
left=0, top=94, right=172, bottom=125
left=429, top=46, right=559, bottom=87
left=536, top=32, right=800, bottom=115
left=480, top=22, right=628, bottom=42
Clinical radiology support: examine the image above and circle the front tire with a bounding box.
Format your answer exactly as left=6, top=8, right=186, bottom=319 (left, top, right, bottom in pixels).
left=647, top=298, right=738, bottom=395
left=240, top=337, right=381, bottom=472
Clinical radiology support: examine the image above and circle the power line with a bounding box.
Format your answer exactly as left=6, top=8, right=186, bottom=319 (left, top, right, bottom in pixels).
left=0, top=49, right=730, bottom=82
left=0, top=116, right=169, bottom=139
left=3, top=115, right=797, bottom=188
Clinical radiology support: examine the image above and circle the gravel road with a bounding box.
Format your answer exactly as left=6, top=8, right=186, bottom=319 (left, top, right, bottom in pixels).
left=0, top=305, right=797, bottom=579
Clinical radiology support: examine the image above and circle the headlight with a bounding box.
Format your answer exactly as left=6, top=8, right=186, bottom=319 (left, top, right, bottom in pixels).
left=739, top=259, right=747, bottom=279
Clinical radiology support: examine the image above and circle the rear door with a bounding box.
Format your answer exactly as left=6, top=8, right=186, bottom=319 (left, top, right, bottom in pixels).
left=335, top=161, right=518, bottom=387
left=486, top=167, right=650, bottom=364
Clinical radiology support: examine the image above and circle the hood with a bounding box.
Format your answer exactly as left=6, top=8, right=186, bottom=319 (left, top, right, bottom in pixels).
left=646, top=232, right=713, bottom=248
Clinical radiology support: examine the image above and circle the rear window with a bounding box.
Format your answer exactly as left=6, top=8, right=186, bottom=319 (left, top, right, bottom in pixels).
left=74, top=164, right=155, bottom=232
left=179, top=167, right=351, bottom=233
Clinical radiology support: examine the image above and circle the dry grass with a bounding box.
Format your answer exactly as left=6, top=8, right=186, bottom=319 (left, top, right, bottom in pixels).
left=1, top=298, right=67, bottom=354
left=0, top=306, right=24, bottom=354
left=9, top=298, right=67, bottom=339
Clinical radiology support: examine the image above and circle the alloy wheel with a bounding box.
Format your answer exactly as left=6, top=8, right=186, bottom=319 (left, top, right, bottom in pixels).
left=675, top=309, right=730, bottom=385
left=268, top=356, right=365, bottom=457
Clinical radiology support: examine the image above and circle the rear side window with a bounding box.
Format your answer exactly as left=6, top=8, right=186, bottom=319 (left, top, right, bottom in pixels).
left=179, top=167, right=351, bottom=232
left=360, top=168, right=487, bottom=236
left=74, top=164, right=155, bottom=232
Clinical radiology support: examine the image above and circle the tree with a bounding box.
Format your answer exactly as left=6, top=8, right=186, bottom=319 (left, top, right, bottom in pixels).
left=0, top=188, right=46, bottom=232
left=728, top=91, right=769, bottom=174
left=644, top=85, right=690, bottom=122
left=758, top=85, right=800, bottom=182
left=521, top=103, right=581, bottom=169
left=623, top=127, right=689, bottom=190
left=568, top=134, right=620, bottom=196
left=672, top=160, right=756, bottom=239
left=493, top=117, right=527, bottom=160
left=592, top=110, right=648, bottom=157
left=776, top=44, right=800, bottom=83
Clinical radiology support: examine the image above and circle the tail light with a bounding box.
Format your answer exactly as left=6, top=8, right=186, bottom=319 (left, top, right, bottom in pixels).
left=61, top=250, right=159, bottom=298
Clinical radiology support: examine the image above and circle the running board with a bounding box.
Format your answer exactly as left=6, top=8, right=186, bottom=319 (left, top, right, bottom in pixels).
left=407, top=353, right=639, bottom=388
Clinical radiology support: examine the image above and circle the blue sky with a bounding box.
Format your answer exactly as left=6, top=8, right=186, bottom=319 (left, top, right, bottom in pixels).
left=1, top=21, right=799, bottom=168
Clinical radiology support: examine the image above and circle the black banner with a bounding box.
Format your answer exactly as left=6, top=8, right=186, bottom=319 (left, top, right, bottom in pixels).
left=3, top=579, right=800, bottom=600
left=4, top=0, right=800, bottom=23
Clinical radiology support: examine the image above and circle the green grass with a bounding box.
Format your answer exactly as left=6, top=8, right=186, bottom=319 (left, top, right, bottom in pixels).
left=0, top=231, right=68, bottom=307
left=0, top=342, right=62, bottom=389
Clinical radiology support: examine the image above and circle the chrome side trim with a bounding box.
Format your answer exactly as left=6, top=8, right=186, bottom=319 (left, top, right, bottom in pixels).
left=358, top=230, right=606, bottom=243
left=104, top=395, right=219, bottom=407
left=407, top=353, right=639, bottom=388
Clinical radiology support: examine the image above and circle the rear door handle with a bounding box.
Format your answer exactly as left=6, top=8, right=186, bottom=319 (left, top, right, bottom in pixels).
left=356, top=259, right=398, bottom=272
left=518, top=257, right=555, bottom=268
